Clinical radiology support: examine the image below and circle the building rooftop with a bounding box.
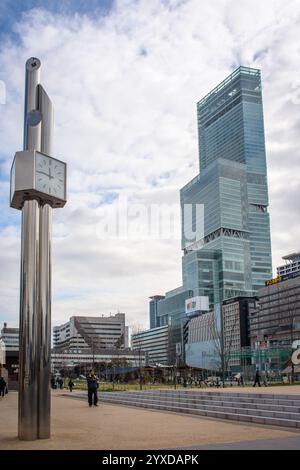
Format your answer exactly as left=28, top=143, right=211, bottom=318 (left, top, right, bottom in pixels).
left=197, top=66, right=260, bottom=107
left=282, top=252, right=300, bottom=262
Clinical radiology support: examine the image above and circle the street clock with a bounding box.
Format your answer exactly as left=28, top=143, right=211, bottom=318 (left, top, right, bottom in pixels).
left=10, top=150, right=67, bottom=210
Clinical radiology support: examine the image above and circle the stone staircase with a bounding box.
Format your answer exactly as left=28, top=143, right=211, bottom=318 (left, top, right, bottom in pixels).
left=93, top=389, right=300, bottom=428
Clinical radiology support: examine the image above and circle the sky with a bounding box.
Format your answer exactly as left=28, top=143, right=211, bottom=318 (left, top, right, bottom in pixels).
left=0, top=0, right=300, bottom=330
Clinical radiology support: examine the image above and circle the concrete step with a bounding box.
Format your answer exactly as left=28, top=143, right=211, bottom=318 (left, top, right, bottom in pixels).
left=99, top=392, right=300, bottom=413
left=100, top=393, right=300, bottom=418
left=99, top=390, right=300, bottom=408
left=92, top=391, right=300, bottom=428
left=98, top=395, right=300, bottom=429
left=123, top=389, right=300, bottom=402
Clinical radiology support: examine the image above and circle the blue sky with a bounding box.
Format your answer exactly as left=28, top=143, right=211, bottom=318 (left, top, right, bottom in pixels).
left=0, top=0, right=300, bottom=329
left=0, top=0, right=114, bottom=39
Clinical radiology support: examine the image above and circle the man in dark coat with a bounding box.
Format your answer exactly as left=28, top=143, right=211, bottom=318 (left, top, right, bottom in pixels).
left=68, top=378, right=74, bottom=392
left=0, top=376, right=7, bottom=397
left=86, top=371, right=99, bottom=407
left=253, top=369, right=261, bottom=387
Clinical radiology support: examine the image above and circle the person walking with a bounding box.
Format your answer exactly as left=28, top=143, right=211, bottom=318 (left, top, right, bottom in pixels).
left=0, top=376, right=6, bottom=397
left=235, top=372, right=241, bottom=386
left=68, top=378, right=74, bottom=392
left=86, top=371, right=99, bottom=407
left=253, top=369, right=261, bottom=387
left=240, top=373, right=244, bottom=387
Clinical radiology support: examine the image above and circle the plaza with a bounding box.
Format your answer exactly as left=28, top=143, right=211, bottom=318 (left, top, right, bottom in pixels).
left=1, top=386, right=300, bottom=450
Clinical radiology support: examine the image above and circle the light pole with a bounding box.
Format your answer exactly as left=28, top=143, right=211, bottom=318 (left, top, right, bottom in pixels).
left=10, top=58, right=67, bottom=440
left=92, top=337, right=95, bottom=370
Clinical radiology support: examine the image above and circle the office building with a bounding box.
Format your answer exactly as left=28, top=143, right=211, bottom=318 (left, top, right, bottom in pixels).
left=181, top=66, right=272, bottom=306
left=51, top=348, right=144, bottom=373
left=222, top=297, right=257, bottom=368
left=53, top=313, right=129, bottom=352
left=151, top=287, right=193, bottom=364
left=185, top=305, right=222, bottom=370
left=149, top=295, right=165, bottom=329
left=249, top=274, right=300, bottom=351
left=145, top=67, right=272, bottom=369
left=0, top=323, right=19, bottom=386
left=277, top=252, right=300, bottom=277
left=0, top=323, right=19, bottom=352
left=131, top=325, right=169, bottom=365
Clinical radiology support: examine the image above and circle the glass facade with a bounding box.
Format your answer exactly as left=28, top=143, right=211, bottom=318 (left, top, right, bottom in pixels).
left=149, top=295, right=165, bottom=329
left=131, top=325, right=169, bottom=365
left=181, top=66, right=272, bottom=305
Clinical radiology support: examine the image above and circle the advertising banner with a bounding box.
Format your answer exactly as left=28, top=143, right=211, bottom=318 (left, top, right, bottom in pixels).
left=185, top=296, right=209, bottom=316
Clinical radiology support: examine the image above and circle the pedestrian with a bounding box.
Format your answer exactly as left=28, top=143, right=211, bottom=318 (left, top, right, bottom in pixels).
left=240, top=373, right=244, bottom=386
left=263, top=372, right=268, bottom=387
left=0, top=376, right=6, bottom=397
left=68, top=378, right=74, bottom=392
left=59, top=378, right=63, bottom=390
left=253, top=369, right=261, bottom=387
left=51, top=377, right=56, bottom=389
left=86, top=370, right=99, bottom=407
left=235, top=372, right=241, bottom=386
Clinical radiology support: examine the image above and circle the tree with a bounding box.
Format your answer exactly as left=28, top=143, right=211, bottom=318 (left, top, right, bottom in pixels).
left=209, top=307, right=239, bottom=387
left=131, top=324, right=146, bottom=390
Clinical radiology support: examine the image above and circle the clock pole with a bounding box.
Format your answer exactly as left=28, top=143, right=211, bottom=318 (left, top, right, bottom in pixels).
left=18, top=58, right=53, bottom=440
left=37, top=83, right=53, bottom=439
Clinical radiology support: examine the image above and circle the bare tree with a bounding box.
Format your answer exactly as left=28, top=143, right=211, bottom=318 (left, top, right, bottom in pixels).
left=131, top=324, right=146, bottom=390
left=209, top=307, right=239, bottom=387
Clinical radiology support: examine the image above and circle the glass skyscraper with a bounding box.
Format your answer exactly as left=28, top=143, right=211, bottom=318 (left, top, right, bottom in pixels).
left=181, top=66, right=272, bottom=306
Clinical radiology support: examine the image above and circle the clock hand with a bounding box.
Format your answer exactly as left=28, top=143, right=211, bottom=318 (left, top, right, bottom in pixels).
left=36, top=170, right=50, bottom=178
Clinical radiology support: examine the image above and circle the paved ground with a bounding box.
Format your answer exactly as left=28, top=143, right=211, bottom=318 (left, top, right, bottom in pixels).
left=177, top=435, right=300, bottom=450
left=0, top=389, right=300, bottom=450
left=182, top=385, right=300, bottom=394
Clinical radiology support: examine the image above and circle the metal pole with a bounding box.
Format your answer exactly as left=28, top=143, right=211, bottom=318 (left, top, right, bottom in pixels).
left=37, top=203, right=52, bottom=438
left=18, top=200, right=40, bottom=440
left=38, top=84, right=53, bottom=439
left=18, top=58, right=54, bottom=440
left=18, top=58, right=41, bottom=441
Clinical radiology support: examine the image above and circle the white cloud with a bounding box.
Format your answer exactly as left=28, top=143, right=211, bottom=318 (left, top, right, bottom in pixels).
left=0, top=0, right=300, bottom=328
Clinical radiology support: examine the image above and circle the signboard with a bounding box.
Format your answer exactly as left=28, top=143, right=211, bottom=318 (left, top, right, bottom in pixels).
left=265, top=270, right=300, bottom=286
left=0, top=339, right=5, bottom=365
left=176, top=343, right=182, bottom=356
left=292, top=349, right=300, bottom=365
left=185, top=296, right=209, bottom=316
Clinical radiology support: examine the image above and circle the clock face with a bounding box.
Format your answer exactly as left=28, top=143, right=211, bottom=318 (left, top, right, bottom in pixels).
left=35, top=152, right=66, bottom=200
left=10, top=157, right=16, bottom=203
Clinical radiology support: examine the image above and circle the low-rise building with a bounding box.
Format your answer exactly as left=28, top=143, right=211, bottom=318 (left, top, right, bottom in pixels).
left=0, top=323, right=19, bottom=386
left=51, top=348, right=144, bottom=373
left=277, top=252, right=300, bottom=277
left=53, top=313, right=129, bottom=351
